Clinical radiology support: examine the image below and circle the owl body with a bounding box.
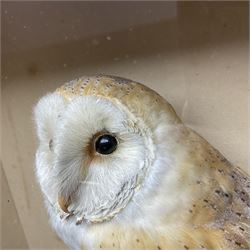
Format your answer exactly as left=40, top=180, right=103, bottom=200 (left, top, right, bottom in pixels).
left=34, top=75, right=250, bottom=250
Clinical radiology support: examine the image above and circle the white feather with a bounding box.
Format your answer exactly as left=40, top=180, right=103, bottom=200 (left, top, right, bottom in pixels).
left=34, top=91, right=181, bottom=249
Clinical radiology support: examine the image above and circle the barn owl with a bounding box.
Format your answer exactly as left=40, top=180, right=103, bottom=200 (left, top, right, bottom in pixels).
left=34, top=75, right=250, bottom=250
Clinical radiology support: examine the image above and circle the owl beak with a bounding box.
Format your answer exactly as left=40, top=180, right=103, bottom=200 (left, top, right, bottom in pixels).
left=58, top=196, right=71, bottom=214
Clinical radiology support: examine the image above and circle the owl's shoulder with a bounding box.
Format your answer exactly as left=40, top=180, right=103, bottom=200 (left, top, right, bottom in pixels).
left=84, top=223, right=249, bottom=250
left=185, top=129, right=250, bottom=246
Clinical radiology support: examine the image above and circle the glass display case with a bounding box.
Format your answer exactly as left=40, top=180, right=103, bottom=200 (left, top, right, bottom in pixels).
left=1, top=2, right=249, bottom=249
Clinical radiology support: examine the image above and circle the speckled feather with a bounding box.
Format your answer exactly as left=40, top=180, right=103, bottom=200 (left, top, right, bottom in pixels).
left=50, top=75, right=250, bottom=249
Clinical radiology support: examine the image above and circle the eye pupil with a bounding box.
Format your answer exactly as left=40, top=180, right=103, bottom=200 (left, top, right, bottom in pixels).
left=95, top=134, right=117, bottom=155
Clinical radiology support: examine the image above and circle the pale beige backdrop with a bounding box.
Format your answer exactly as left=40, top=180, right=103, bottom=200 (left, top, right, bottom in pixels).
left=1, top=1, right=249, bottom=249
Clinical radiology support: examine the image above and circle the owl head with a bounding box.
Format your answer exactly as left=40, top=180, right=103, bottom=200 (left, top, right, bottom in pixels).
left=34, top=75, right=181, bottom=224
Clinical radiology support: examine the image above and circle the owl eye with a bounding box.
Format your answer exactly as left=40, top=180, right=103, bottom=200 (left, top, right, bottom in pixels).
left=95, top=134, right=118, bottom=155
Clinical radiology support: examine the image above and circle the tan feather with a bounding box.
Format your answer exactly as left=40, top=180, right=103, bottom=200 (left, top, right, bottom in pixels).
left=54, top=75, right=250, bottom=249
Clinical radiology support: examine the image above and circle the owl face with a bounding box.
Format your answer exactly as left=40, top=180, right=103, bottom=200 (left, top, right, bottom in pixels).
left=35, top=92, right=155, bottom=223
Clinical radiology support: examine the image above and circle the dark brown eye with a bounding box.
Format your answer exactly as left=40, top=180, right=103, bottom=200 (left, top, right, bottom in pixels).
left=95, top=134, right=117, bottom=155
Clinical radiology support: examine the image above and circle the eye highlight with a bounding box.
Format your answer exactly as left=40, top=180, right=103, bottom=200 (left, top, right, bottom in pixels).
left=95, top=134, right=118, bottom=155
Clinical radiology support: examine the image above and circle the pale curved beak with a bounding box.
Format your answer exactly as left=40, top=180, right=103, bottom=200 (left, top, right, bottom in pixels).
left=58, top=196, right=71, bottom=214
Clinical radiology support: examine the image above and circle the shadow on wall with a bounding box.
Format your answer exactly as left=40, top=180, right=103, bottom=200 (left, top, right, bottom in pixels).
left=2, top=2, right=248, bottom=80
